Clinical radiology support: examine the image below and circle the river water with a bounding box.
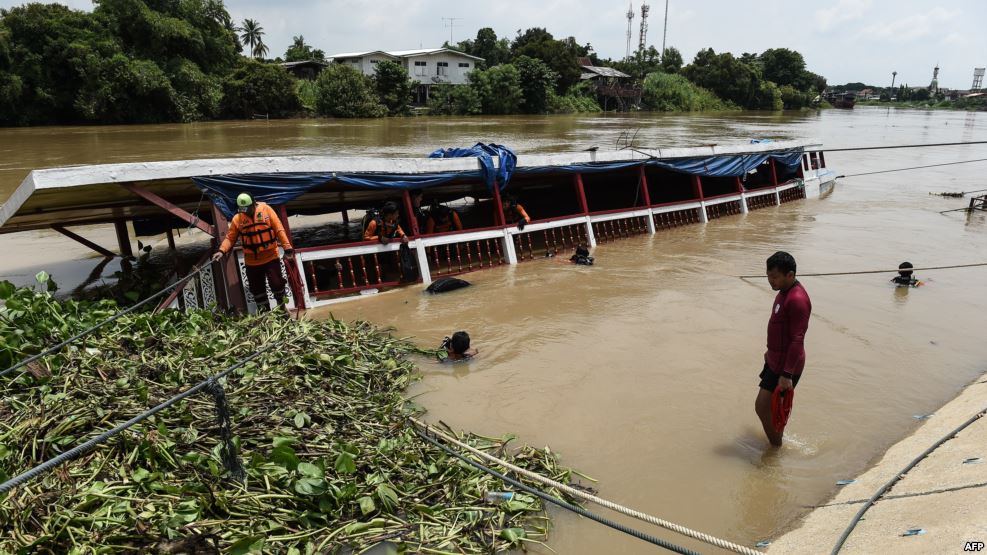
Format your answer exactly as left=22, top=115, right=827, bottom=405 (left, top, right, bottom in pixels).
left=2, top=110, right=987, bottom=553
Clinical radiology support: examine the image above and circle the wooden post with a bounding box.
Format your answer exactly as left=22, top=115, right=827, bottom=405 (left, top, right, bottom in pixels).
left=276, top=205, right=305, bottom=310
left=211, top=202, right=247, bottom=313
left=166, top=228, right=176, bottom=251
left=401, top=189, right=419, bottom=236
left=692, top=175, right=709, bottom=223
left=341, top=210, right=349, bottom=224
left=639, top=166, right=656, bottom=234
left=114, top=221, right=133, bottom=258
left=819, top=151, right=826, bottom=168
left=736, top=176, right=749, bottom=214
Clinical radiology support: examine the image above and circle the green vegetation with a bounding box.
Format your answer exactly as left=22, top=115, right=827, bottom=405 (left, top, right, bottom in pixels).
left=0, top=276, right=582, bottom=552
left=221, top=59, right=301, bottom=118
left=284, top=35, right=324, bottom=63
left=314, top=64, right=385, bottom=118
left=372, top=60, right=415, bottom=116
left=641, top=72, right=733, bottom=112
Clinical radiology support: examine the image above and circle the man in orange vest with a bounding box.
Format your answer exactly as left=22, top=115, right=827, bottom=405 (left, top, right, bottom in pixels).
left=212, top=193, right=294, bottom=312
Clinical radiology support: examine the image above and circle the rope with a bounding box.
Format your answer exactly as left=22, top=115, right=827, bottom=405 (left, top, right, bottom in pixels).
left=0, top=339, right=285, bottom=495
left=413, top=427, right=701, bottom=555
left=737, top=262, right=987, bottom=280
left=830, top=405, right=987, bottom=554
left=409, top=417, right=762, bottom=555
left=809, top=140, right=987, bottom=152
left=837, top=157, right=987, bottom=178
left=0, top=264, right=210, bottom=380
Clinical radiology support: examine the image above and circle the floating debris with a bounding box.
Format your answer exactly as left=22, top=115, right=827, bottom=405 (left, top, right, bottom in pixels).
left=755, top=539, right=772, bottom=548
left=0, top=283, right=579, bottom=553
left=836, top=479, right=857, bottom=486
left=962, top=457, right=983, bottom=465
left=902, top=528, right=927, bottom=537
left=913, top=414, right=935, bottom=420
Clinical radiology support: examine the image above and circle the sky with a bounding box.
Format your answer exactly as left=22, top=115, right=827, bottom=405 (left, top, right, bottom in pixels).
left=5, top=0, right=986, bottom=89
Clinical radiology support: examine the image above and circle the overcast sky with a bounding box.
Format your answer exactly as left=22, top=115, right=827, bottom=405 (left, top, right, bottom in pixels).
left=6, top=0, right=986, bottom=89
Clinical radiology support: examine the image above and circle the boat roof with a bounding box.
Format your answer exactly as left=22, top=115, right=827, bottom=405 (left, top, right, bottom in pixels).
left=0, top=139, right=820, bottom=235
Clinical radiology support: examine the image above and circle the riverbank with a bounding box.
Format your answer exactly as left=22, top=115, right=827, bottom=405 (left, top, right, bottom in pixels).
left=767, top=368, right=987, bottom=554
left=856, top=98, right=987, bottom=111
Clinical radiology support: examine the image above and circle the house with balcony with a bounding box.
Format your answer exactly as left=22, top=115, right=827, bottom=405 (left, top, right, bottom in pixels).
left=327, top=47, right=484, bottom=104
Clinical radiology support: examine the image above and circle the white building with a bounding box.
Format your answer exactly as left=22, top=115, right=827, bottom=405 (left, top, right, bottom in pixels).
left=327, top=47, right=485, bottom=103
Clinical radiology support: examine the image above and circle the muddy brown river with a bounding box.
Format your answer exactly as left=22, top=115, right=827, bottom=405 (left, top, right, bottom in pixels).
left=2, top=109, right=986, bottom=553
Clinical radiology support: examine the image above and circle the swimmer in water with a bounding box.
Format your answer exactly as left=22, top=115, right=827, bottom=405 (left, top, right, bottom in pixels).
left=438, top=331, right=478, bottom=362
left=890, top=261, right=922, bottom=287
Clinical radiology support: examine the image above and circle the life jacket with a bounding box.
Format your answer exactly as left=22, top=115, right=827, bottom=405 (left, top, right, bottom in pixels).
left=362, top=209, right=402, bottom=239
left=430, top=205, right=457, bottom=232
left=234, top=203, right=278, bottom=255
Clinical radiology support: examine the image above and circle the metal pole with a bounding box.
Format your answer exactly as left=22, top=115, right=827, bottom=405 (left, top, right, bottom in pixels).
left=661, top=0, right=668, bottom=55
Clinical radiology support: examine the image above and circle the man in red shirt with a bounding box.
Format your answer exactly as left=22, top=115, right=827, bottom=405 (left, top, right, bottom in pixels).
left=755, top=251, right=812, bottom=447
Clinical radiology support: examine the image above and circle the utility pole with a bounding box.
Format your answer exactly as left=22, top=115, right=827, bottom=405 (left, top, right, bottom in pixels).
left=661, top=0, right=668, bottom=56
left=890, top=71, right=897, bottom=92
left=441, top=17, right=462, bottom=45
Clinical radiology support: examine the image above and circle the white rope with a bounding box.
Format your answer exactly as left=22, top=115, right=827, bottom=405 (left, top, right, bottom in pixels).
left=409, top=417, right=764, bottom=555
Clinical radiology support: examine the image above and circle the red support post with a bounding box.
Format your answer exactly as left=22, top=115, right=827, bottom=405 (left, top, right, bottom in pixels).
left=639, top=166, right=652, bottom=206
left=735, top=176, right=745, bottom=193
left=491, top=181, right=506, bottom=226
left=691, top=175, right=705, bottom=201
left=120, top=182, right=215, bottom=236
left=166, top=228, right=176, bottom=251
left=769, top=158, right=779, bottom=187
left=52, top=225, right=117, bottom=258
left=210, top=202, right=247, bottom=313
left=276, top=205, right=305, bottom=310
left=114, top=221, right=133, bottom=258
left=574, top=173, right=589, bottom=214
left=401, top=190, right=419, bottom=236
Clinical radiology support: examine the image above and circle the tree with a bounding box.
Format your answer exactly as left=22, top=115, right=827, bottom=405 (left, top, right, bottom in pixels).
left=220, top=59, right=301, bottom=118
left=284, top=35, right=325, bottom=62
left=468, top=64, right=522, bottom=114
left=372, top=60, right=414, bottom=115
left=239, top=18, right=263, bottom=57
left=314, top=64, right=385, bottom=118
left=465, top=27, right=511, bottom=68
left=759, top=48, right=806, bottom=88
left=513, top=55, right=556, bottom=114
left=642, top=71, right=730, bottom=111
left=511, top=27, right=582, bottom=92
left=660, top=47, right=683, bottom=74
left=682, top=48, right=765, bottom=109
left=252, top=40, right=268, bottom=59
left=428, top=83, right=481, bottom=115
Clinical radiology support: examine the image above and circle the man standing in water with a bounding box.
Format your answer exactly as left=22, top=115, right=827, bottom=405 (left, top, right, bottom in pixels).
left=755, top=251, right=811, bottom=447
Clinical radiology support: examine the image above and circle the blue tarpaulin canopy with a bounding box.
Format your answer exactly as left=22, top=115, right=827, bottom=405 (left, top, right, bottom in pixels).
left=193, top=142, right=803, bottom=218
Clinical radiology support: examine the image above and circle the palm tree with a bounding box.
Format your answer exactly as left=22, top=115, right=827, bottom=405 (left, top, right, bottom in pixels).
left=239, top=19, right=264, bottom=56
left=252, top=40, right=269, bottom=60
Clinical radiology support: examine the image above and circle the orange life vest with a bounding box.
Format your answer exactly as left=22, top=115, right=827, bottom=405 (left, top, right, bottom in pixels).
left=219, top=202, right=292, bottom=266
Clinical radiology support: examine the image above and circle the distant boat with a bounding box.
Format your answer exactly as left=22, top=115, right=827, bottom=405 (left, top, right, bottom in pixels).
left=825, top=91, right=856, bottom=109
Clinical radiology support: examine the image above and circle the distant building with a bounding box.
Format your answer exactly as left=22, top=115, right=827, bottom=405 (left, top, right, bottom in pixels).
left=577, top=57, right=638, bottom=110
left=326, top=48, right=484, bottom=103
left=280, top=60, right=328, bottom=80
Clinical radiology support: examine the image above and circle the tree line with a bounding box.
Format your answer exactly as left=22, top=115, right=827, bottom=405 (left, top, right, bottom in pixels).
left=0, top=1, right=828, bottom=126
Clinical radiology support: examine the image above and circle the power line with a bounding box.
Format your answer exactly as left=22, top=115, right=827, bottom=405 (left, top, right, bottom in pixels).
left=737, top=262, right=987, bottom=280
left=809, top=140, right=987, bottom=152
left=838, top=157, right=987, bottom=178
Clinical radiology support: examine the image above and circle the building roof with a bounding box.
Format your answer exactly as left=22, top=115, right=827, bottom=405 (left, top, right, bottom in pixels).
left=325, top=50, right=399, bottom=61
left=579, top=65, right=631, bottom=79
left=280, top=60, right=329, bottom=68
left=386, top=48, right=484, bottom=61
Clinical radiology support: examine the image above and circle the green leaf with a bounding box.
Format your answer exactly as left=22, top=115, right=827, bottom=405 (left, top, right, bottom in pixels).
left=0, top=443, right=10, bottom=460
left=131, top=467, right=150, bottom=483
left=270, top=445, right=300, bottom=470
left=0, top=281, right=15, bottom=300
left=376, top=483, right=399, bottom=511
left=358, top=495, right=376, bottom=515
left=296, top=462, right=323, bottom=478
left=293, top=412, right=308, bottom=428
left=34, top=271, right=49, bottom=284
left=229, top=535, right=265, bottom=555
left=294, top=477, right=327, bottom=496
left=500, top=527, right=526, bottom=545
left=334, top=451, right=356, bottom=475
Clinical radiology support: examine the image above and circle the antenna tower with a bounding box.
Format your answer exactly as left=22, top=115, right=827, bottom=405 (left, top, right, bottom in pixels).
left=625, top=3, right=635, bottom=59
left=441, top=17, right=462, bottom=44
left=638, top=3, right=650, bottom=53
left=972, top=68, right=984, bottom=91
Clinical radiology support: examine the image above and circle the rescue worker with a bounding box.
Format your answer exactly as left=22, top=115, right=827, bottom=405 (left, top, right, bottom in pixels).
left=363, top=202, right=408, bottom=244
left=425, top=203, right=463, bottom=234
left=438, top=331, right=478, bottom=362
left=407, top=190, right=427, bottom=233
left=755, top=251, right=811, bottom=447
left=212, top=193, right=294, bottom=312
left=891, top=261, right=922, bottom=287
left=501, top=195, right=531, bottom=230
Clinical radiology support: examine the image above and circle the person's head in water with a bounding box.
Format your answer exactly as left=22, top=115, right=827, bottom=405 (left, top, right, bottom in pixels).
left=766, top=251, right=798, bottom=291
left=449, top=331, right=470, bottom=355
left=575, top=243, right=590, bottom=257
left=897, top=261, right=914, bottom=278
left=381, top=202, right=400, bottom=224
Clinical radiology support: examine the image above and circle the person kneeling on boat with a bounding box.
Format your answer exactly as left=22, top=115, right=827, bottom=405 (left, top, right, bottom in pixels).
left=891, top=261, right=922, bottom=287
left=570, top=244, right=594, bottom=266
left=212, top=193, right=294, bottom=312
left=425, top=203, right=463, bottom=234
left=502, top=195, right=531, bottom=231
left=363, top=202, right=409, bottom=244
left=438, top=331, right=477, bottom=362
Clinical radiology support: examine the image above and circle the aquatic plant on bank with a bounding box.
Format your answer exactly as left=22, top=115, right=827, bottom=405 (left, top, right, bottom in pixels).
left=0, top=279, right=581, bottom=553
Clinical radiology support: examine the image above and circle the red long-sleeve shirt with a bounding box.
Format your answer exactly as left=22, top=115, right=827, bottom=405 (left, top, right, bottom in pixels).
left=764, top=281, right=811, bottom=377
